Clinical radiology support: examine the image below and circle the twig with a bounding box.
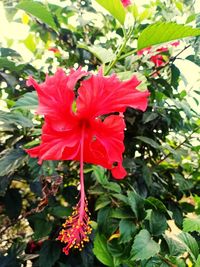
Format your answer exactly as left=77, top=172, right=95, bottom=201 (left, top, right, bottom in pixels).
left=104, top=27, right=134, bottom=75
left=156, top=126, right=200, bottom=165
left=149, top=44, right=191, bottom=77
left=158, top=253, right=177, bottom=267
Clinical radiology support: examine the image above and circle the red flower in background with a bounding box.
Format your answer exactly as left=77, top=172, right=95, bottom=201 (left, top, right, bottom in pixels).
left=26, top=67, right=149, bottom=254
left=137, top=41, right=180, bottom=67
left=121, top=0, right=132, bottom=7
left=48, top=47, right=61, bottom=54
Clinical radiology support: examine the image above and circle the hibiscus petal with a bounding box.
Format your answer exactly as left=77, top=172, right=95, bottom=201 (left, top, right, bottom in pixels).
left=26, top=122, right=81, bottom=163
left=76, top=73, right=150, bottom=119
left=81, top=115, right=127, bottom=179
left=27, top=68, right=87, bottom=122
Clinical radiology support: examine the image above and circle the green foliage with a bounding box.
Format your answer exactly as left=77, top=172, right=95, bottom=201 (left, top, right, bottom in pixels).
left=16, top=1, right=58, bottom=31
left=93, top=233, right=114, bottom=267
left=0, top=0, right=200, bottom=266
left=138, top=22, right=200, bottom=50
left=130, top=229, right=160, bottom=261
left=95, top=0, right=125, bottom=24
left=183, top=216, right=200, bottom=232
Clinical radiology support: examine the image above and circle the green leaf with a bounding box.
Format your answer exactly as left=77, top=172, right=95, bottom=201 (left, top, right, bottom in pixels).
left=97, top=207, right=119, bottom=236
left=103, top=182, right=121, bottom=193
left=145, top=197, right=167, bottom=213
left=130, top=229, right=160, bottom=261
left=164, top=235, right=186, bottom=256
left=95, top=195, right=111, bottom=211
left=119, top=219, right=137, bottom=243
left=178, top=232, right=199, bottom=261
left=39, top=240, right=61, bottom=267
left=4, top=189, right=22, bottom=219
left=92, top=166, right=121, bottom=193
left=92, top=165, right=107, bottom=185
left=143, top=112, right=159, bottom=124
left=194, top=255, right=200, bottom=267
left=149, top=210, right=168, bottom=236
left=29, top=213, right=53, bottom=239
left=135, top=136, right=160, bottom=149
left=0, top=110, right=34, bottom=128
left=95, top=0, right=125, bottom=24
left=0, top=48, right=21, bottom=58
left=13, top=91, right=38, bottom=110
left=138, top=22, right=200, bottom=50
left=110, top=207, right=134, bottom=219
left=183, top=216, right=200, bottom=232
left=0, top=58, right=25, bottom=72
left=78, top=44, right=115, bottom=64
left=128, top=190, right=145, bottom=219
left=48, top=206, right=72, bottom=218
left=16, top=1, right=58, bottom=32
left=173, top=173, right=193, bottom=191
left=0, top=149, right=28, bottom=177
left=93, top=233, right=114, bottom=267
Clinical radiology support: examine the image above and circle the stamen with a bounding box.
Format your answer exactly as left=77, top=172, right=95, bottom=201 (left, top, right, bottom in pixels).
left=58, top=123, right=92, bottom=255
left=58, top=198, right=92, bottom=255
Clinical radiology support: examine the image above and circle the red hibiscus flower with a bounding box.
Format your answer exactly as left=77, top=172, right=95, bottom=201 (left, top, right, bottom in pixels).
left=121, top=0, right=132, bottom=7
left=25, top=67, right=149, bottom=254
left=48, top=47, right=60, bottom=54
left=137, top=41, right=180, bottom=67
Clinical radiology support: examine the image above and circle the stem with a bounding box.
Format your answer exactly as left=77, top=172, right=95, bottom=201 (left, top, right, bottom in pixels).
left=79, top=124, right=85, bottom=219
left=104, top=27, right=134, bottom=75
left=119, top=48, right=137, bottom=60
left=149, top=44, right=191, bottom=77
left=158, top=254, right=177, bottom=267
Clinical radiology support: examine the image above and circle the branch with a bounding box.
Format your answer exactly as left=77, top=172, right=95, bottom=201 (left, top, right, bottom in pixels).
left=104, top=27, right=134, bottom=75
left=158, top=254, right=177, bottom=267
left=149, top=44, right=191, bottom=77
left=157, top=126, right=200, bottom=165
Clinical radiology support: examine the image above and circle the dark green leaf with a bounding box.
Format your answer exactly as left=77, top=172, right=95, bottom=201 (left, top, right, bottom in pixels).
left=127, top=190, right=145, bottom=219
left=13, top=91, right=38, bottom=110
left=119, top=219, right=137, bottom=243
left=0, top=58, right=24, bottom=72
left=39, top=240, right=61, bottom=267
left=4, top=189, right=22, bottom=219
left=0, top=110, right=34, bottom=128
left=173, top=173, right=193, bottom=191
left=131, top=229, right=160, bottom=261
left=138, top=22, right=200, bottom=50
left=135, top=136, right=160, bottom=149
left=0, top=48, right=21, bottom=58
left=145, top=197, right=167, bottom=213
left=48, top=206, right=72, bottom=218
left=149, top=210, right=168, bottom=236
left=143, top=113, right=159, bottom=124
left=0, top=149, right=28, bottom=177
left=29, top=213, right=53, bottom=239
